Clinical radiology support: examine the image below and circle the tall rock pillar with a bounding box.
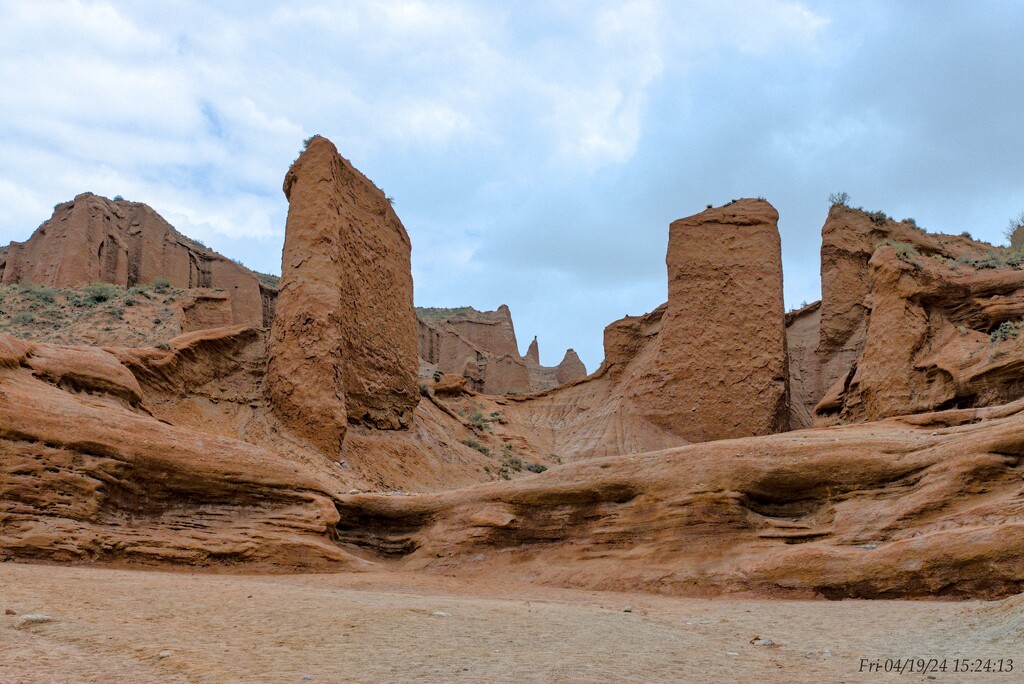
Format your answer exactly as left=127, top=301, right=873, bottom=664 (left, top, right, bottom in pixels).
left=265, top=136, right=419, bottom=455
left=648, top=199, right=790, bottom=441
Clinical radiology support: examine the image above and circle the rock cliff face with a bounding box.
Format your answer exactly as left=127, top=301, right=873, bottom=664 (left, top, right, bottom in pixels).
left=501, top=199, right=790, bottom=459
left=634, top=199, right=790, bottom=441
left=784, top=205, right=1013, bottom=427
left=265, top=136, right=419, bottom=456
left=2, top=178, right=1024, bottom=601
left=816, top=244, right=1024, bottom=423
left=335, top=400, right=1024, bottom=599
left=416, top=306, right=584, bottom=394
left=0, top=193, right=273, bottom=327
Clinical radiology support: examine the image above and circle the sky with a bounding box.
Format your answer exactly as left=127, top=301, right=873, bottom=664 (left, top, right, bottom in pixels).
left=2, top=1, right=1024, bottom=370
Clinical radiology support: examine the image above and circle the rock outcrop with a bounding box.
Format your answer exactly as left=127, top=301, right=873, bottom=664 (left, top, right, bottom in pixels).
left=654, top=199, right=789, bottom=440
left=416, top=306, right=583, bottom=394
left=417, top=306, right=531, bottom=395
left=815, top=206, right=986, bottom=412
left=0, top=333, right=352, bottom=569
left=816, top=243, right=1024, bottom=423
left=335, top=400, right=1024, bottom=599
left=554, top=349, right=587, bottom=385
left=0, top=193, right=273, bottom=328
left=787, top=204, right=1017, bottom=426
left=498, top=200, right=790, bottom=459
left=785, top=301, right=822, bottom=429
left=265, top=136, right=419, bottom=457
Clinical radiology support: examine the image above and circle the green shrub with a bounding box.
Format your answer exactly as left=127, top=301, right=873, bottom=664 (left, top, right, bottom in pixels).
left=13, top=313, right=35, bottom=324
left=461, top=437, right=490, bottom=456
left=26, top=286, right=56, bottom=304
left=469, top=411, right=490, bottom=431
left=828, top=191, right=850, bottom=207
left=153, top=277, right=171, bottom=291
left=990, top=320, right=1023, bottom=343
left=83, top=282, right=118, bottom=303
left=1004, top=211, right=1024, bottom=249
left=526, top=462, right=548, bottom=473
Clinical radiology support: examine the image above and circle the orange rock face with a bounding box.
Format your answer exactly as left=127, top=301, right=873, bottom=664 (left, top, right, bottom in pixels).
left=265, top=136, right=419, bottom=457
left=416, top=305, right=583, bottom=394
left=637, top=199, right=790, bottom=441
left=335, top=401, right=1024, bottom=599
left=799, top=205, right=1023, bottom=425
left=554, top=349, right=586, bottom=386
left=0, top=193, right=271, bottom=328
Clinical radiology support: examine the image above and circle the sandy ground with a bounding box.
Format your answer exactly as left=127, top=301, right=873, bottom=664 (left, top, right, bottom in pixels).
left=1, top=563, right=1021, bottom=683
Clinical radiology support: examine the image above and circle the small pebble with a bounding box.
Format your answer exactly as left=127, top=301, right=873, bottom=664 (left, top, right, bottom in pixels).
left=15, top=614, right=54, bottom=629
left=623, top=606, right=633, bottom=613
left=750, top=638, right=774, bottom=647
left=4, top=608, right=15, bottom=615
left=158, top=651, right=173, bottom=659
left=433, top=611, right=452, bottom=617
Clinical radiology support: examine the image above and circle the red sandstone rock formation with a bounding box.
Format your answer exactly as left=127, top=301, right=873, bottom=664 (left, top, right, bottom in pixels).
left=554, top=349, right=586, bottom=386
left=816, top=243, right=1024, bottom=423
left=783, top=204, right=1009, bottom=427
left=416, top=306, right=583, bottom=394
left=0, top=193, right=272, bottom=327
left=265, top=136, right=419, bottom=456
left=417, top=306, right=531, bottom=395
left=498, top=200, right=789, bottom=459
left=814, top=206, right=985, bottom=412
left=785, top=301, right=822, bottom=429
left=336, top=400, right=1024, bottom=599
left=652, top=199, right=789, bottom=440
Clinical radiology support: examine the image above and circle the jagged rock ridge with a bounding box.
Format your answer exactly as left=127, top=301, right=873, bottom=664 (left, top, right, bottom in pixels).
left=416, top=305, right=586, bottom=394
left=0, top=193, right=275, bottom=327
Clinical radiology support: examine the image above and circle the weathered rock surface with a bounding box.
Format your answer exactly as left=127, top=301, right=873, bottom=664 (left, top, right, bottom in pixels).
left=416, top=306, right=583, bottom=394
left=0, top=193, right=273, bottom=327
left=335, top=400, right=1024, bottom=599
left=816, top=244, right=1024, bottom=423
left=783, top=205, right=1024, bottom=425
left=808, top=207, right=993, bottom=421
left=265, top=136, right=419, bottom=456
left=785, top=301, right=822, bottom=430
left=554, top=349, right=586, bottom=386
left=0, top=333, right=352, bottom=569
left=654, top=199, right=789, bottom=440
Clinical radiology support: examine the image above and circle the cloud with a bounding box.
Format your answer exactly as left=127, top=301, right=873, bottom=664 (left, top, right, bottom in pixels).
left=1, top=1, right=1022, bottom=370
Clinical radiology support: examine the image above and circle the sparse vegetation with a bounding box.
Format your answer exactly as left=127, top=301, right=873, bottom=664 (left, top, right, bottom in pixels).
left=829, top=191, right=850, bottom=207
left=990, top=320, right=1023, bottom=344
left=83, top=282, right=118, bottom=304
left=882, top=240, right=921, bottom=268
left=1004, top=212, right=1024, bottom=249
left=153, top=277, right=171, bottom=292
left=257, top=272, right=280, bottom=289
left=461, top=437, right=490, bottom=456
left=526, top=462, right=548, bottom=474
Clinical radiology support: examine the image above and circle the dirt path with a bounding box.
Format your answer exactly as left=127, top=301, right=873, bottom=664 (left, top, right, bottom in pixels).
left=1, top=563, right=1020, bottom=683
